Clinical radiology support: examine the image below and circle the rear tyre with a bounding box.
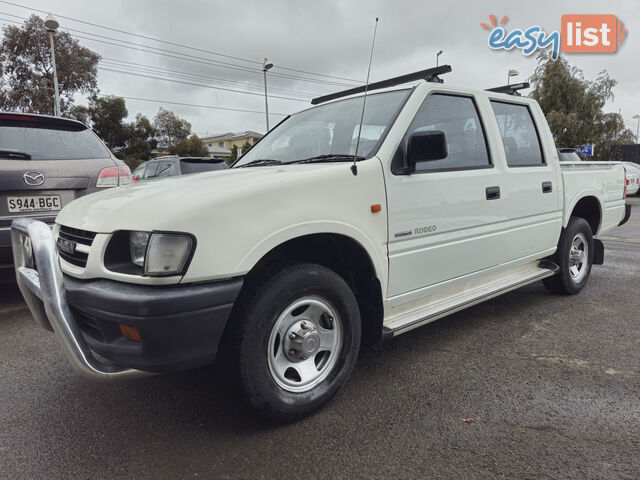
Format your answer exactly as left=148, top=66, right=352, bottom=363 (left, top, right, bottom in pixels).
left=232, top=263, right=361, bottom=421
left=543, top=217, right=594, bottom=295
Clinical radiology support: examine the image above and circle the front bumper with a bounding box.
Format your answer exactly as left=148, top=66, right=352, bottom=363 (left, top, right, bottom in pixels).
left=11, top=218, right=243, bottom=378
left=1, top=216, right=56, bottom=269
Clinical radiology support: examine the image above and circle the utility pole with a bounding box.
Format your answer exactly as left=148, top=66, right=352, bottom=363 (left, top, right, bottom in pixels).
left=263, top=58, right=273, bottom=132
left=45, top=15, right=61, bottom=117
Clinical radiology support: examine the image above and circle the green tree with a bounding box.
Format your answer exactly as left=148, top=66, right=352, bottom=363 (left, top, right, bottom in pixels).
left=241, top=140, right=253, bottom=155
left=530, top=52, right=634, bottom=160
left=70, top=98, right=157, bottom=168
left=121, top=113, right=157, bottom=167
left=87, top=96, right=129, bottom=149
left=228, top=144, right=239, bottom=163
left=169, top=134, right=209, bottom=157
left=153, top=108, right=191, bottom=150
left=0, top=15, right=100, bottom=115
left=69, top=104, right=90, bottom=125
left=227, top=141, right=253, bottom=163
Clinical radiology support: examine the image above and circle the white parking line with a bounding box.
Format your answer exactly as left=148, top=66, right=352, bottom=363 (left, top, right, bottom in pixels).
left=0, top=304, right=27, bottom=315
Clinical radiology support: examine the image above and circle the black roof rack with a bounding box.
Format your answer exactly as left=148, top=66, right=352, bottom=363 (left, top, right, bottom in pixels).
left=486, top=82, right=530, bottom=96
left=311, top=65, right=452, bottom=105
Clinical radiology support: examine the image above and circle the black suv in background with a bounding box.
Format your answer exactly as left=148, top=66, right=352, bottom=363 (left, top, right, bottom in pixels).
left=0, top=112, right=131, bottom=270
left=132, top=155, right=227, bottom=181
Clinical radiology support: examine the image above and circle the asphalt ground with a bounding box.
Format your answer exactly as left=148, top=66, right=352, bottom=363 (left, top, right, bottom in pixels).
left=1, top=196, right=639, bottom=479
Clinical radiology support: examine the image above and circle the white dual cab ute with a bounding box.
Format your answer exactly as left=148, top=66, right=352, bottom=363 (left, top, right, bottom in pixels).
left=12, top=65, right=632, bottom=420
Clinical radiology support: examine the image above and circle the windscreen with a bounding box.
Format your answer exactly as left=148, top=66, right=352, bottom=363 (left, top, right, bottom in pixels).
left=234, top=89, right=411, bottom=167
left=0, top=122, right=110, bottom=160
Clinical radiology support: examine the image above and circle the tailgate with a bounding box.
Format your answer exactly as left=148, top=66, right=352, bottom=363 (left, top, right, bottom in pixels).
left=0, top=158, right=115, bottom=227
left=0, top=114, right=117, bottom=231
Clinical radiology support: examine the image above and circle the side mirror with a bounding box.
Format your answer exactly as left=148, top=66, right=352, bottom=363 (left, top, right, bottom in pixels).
left=407, top=130, right=448, bottom=172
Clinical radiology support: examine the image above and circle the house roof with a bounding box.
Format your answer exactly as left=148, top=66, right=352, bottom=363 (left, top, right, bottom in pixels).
left=201, top=131, right=263, bottom=142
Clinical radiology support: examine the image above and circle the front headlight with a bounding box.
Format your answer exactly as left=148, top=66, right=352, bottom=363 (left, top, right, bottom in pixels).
left=129, top=231, right=150, bottom=267
left=144, top=234, right=193, bottom=275
left=118, top=231, right=194, bottom=276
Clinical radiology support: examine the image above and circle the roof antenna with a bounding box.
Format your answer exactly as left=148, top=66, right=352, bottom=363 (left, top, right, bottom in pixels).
left=352, top=17, right=379, bottom=176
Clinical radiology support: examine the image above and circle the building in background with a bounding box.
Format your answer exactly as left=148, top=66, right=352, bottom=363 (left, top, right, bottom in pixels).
left=201, top=131, right=263, bottom=158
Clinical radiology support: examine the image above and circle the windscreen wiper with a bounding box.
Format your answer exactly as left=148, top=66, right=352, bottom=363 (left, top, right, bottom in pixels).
left=0, top=149, right=31, bottom=160
left=290, top=154, right=365, bottom=164
left=237, top=159, right=283, bottom=168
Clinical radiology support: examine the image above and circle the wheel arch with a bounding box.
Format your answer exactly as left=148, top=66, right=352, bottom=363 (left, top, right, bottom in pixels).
left=237, top=232, right=385, bottom=349
left=566, top=194, right=602, bottom=235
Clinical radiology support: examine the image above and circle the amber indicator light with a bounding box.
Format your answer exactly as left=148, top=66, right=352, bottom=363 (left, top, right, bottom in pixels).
left=119, top=324, right=141, bottom=342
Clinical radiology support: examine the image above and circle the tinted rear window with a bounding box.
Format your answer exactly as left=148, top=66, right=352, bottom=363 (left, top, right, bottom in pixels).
left=180, top=160, right=227, bottom=174
left=0, top=123, right=110, bottom=160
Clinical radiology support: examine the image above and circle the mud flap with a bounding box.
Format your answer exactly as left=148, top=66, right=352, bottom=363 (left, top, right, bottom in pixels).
left=593, top=239, right=604, bottom=265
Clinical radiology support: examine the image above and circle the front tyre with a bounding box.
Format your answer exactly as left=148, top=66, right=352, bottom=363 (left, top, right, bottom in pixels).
left=234, top=263, right=361, bottom=420
left=543, top=217, right=594, bottom=295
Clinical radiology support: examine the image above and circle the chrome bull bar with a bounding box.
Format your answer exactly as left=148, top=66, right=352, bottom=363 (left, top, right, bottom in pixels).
left=11, top=217, right=148, bottom=380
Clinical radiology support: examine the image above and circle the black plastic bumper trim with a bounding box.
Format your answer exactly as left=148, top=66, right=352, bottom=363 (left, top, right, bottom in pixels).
left=619, top=203, right=631, bottom=226
left=63, top=275, right=244, bottom=373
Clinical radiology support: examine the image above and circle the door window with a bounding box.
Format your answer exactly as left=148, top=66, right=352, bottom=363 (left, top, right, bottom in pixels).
left=490, top=101, right=545, bottom=166
left=394, top=94, right=491, bottom=173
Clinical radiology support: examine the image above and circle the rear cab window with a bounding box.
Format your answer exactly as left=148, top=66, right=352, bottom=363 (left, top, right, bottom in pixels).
left=0, top=115, right=110, bottom=160
left=490, top=101, right=545, bottom=167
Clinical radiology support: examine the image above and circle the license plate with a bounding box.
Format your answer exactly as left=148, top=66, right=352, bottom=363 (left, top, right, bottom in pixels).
left=7, top=195, right=61, bottom=213
left=56, top=237, right=76, bottom=255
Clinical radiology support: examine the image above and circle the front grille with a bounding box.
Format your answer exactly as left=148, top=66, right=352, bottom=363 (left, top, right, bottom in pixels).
left=58, top=225, right=97, bottom=268
left=58, top=225, right=96, bottom=245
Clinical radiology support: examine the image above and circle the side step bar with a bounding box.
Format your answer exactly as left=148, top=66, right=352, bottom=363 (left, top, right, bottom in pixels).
left=383, top=260, right=559, bottom=338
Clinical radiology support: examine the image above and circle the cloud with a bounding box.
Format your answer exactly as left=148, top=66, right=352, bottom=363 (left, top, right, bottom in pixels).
left=5, top=0, right=639, bottom=134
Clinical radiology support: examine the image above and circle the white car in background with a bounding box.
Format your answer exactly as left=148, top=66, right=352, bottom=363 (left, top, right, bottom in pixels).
left=624, top=162, right=640, bottom=196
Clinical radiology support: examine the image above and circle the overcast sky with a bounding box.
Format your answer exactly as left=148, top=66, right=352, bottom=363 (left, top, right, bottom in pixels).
left=1, top=0, right=638, bottom=138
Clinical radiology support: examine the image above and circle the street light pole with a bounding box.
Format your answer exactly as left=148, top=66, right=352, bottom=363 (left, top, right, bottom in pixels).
left=263, top=58, right=273, bottom=132
left=633, top=114, right=640, bottom=144
left=45, top=15, right=61, bottom=117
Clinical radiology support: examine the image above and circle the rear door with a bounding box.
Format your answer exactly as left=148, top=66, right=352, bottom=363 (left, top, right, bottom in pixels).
left=487, top=99, right=563, bottom=258
left=0, top=114, right=117, bottom=228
